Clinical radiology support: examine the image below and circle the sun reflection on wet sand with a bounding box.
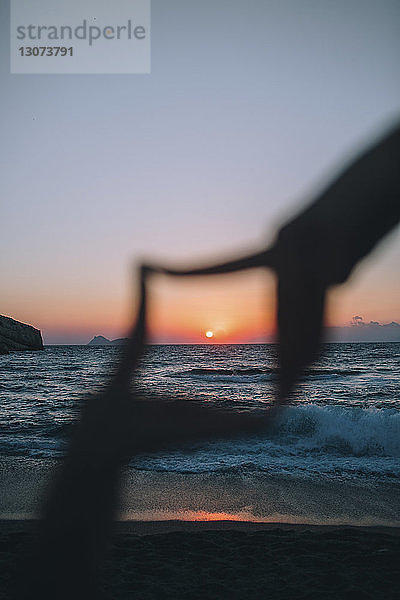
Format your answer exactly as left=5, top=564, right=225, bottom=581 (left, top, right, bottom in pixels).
left=118, top=509, right=313, bottom=524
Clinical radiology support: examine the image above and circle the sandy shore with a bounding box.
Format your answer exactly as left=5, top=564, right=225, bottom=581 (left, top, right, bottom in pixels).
left=1, top=455, right=399, bottom=597
left=2, top=456, right=399, bottom=526
left=1, top=519, right=399, bottom=599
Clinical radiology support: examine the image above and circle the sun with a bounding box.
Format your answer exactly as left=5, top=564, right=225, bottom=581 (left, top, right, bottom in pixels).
left=205, top=330, right=214, bottom=339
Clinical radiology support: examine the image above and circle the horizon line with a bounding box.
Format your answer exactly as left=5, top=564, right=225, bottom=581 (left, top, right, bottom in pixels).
left=43, top=340, right=400, bottom=346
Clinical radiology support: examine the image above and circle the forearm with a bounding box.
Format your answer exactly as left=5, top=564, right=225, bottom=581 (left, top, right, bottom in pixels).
left=277, top=123, right=400, bottom=285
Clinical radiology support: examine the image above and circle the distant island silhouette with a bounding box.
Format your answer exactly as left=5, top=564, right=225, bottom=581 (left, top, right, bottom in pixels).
left=88, top=335, right=129, bottom=346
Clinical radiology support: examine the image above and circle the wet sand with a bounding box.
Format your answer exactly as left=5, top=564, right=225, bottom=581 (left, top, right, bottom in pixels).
left=1, top=456, right=399, bottom=527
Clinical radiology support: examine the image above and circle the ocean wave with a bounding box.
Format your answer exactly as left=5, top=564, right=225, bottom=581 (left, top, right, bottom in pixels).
left=4, top=404, right=397, bottom=460
left=130, top=404, right=400, bottom=477
left=272, top=404, right=400, bottom=457
left=175, top=367, right=274, bottom=376
left=171, top=366, right=364, bottom=378
left=0, top=420, right=76, bottom=439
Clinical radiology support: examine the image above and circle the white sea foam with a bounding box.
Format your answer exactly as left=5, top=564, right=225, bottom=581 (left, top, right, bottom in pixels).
left=274, top=404, right=400, bottom=457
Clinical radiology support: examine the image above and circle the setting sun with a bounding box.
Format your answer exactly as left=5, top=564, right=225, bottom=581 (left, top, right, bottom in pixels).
left=205, top=330, right=214, bottom=338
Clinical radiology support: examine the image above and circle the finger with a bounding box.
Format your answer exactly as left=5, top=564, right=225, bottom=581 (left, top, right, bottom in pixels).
left=127, top=397, right=272, bottom=454
left=112, top=265, right=148, bottom=390
left=142, top=247, right=276, bottom=277
left=277, top=269, right=326, bottom=400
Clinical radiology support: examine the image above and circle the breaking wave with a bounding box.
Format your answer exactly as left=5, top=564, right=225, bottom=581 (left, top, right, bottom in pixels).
left=131, top=405, right=400, bottom=478
left=273, top=404, right=400, bottom=457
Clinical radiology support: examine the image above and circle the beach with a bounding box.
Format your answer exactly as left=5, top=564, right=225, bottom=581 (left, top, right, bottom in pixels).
left=1, top=519, right=399, bottom=599
left=1, top=456, right=399, bottom=526
left=1, top=455, right=400, bottom=598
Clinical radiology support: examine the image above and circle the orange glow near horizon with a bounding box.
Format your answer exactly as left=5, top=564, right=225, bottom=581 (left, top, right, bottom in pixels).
left=145, top=269, right=275, bottom=344
left=119, top=509, right=335, bottom=525
left=119, top=509, right=269, bottom=522
left=3, top=250, right=398, bottom=345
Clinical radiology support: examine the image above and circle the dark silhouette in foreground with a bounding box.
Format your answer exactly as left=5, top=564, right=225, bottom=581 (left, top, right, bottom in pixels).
left=18, top=123, right=400, bottom=598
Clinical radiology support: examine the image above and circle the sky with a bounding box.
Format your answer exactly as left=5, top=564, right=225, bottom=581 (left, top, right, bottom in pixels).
left=1, top=0, right=399, bottom=344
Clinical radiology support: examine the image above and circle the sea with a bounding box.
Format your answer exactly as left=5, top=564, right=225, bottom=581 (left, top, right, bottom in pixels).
left=1, top=343, right=399, bottom=524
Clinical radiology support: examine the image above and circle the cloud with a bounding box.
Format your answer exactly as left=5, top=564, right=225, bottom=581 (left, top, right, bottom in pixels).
left=327, top=318, right=400, bottom=342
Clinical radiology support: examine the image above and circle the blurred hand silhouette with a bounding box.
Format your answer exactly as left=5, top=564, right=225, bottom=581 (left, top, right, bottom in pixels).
left=20, top=122, right=400, bottom=599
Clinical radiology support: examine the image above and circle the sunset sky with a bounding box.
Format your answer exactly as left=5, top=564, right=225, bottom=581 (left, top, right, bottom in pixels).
left=1, top=0, right=399, bottom=344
